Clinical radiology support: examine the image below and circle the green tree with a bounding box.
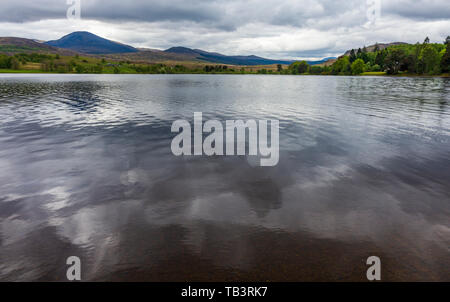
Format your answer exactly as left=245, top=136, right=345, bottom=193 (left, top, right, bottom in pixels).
left=440, top=43, right=450, bottom=73
left=420, top=44, right=440, bottom=74
left=309, top=65, right=324, bottom=74
left=351, top=59, right=365, bottom=75
left=0, top=55, right=12, bottom=68
left=412, top=43, right=422, bottom=73
left=331, top=56, right=350, bottom=75
left=375, top=50, right=386, bottom=69
left=69, top=59, right=77, bottom=71
left=359, top=46, right=368, bottom=63
left=385, top=48, right=406, bottom=74
left=402, top=54, right=417, bottom=73
left=349, top=49, right=357, bottom=63
left=371, top=64, right=381, bottom=72
left=10, top=57, right=20, bottom=70
left=277, top=64, right=282, bottom=72
left=75, top=64, right=85, bottom=73
left=374, top=43, right=380, bottom=52
left=289, top=61, right=309, bottom=74
left=94, top=63, right=103, bottom=73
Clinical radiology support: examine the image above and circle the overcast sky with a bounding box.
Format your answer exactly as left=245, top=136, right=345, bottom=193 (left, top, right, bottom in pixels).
left=0, top=0, right=449, bottom=59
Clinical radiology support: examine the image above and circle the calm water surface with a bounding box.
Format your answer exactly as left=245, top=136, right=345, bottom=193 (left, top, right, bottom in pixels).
left=0, top=74, right=449, bottom=281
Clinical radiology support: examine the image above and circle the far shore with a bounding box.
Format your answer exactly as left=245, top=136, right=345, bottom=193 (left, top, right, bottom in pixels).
left=1, top=69, right=449, bottom=78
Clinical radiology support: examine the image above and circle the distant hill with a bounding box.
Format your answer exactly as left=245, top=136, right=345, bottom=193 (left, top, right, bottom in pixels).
left=343, top=42, right=407, bottom=56
left=314, top=42, right=409, bottom=67
left=46, top=31, right=138, bottom=55
left=313, top=43, right=408, bottom=67
left=165, top=47, right=200, bottom=56
left=164, top=46, right=335, bottom=66
left=315, top=58, right=337, bottom=67
left=1, top=31, right=335, bottom=65
left=0, top=37, right=77, bottom=55
left=164, top=47, right=295, bottom=65
left=307, top=57, right=336, bottom=65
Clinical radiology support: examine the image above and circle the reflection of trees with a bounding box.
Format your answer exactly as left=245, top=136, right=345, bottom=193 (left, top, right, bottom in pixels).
left=0, top=81, right=106, bottom=113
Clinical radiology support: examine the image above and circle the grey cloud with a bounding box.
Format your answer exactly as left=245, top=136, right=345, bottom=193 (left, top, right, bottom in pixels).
left=1, top=0, right=449, bottom=31
left=0, top=0, right=449, bottom=59
left=383, top=0, right=450, bottom=20
left=0, top=0, right=66, bottom=22
left=82, top=0, right=223, bottom=24
left=0, top=0, right=225, bottom=24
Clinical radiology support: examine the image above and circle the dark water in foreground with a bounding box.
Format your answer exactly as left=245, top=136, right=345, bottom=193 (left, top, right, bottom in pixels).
left=0, top=74, right=449, bottom=281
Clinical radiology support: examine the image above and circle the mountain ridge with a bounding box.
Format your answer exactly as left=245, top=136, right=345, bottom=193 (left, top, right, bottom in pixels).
left=343, top=42, right=407, bottom=56
left=164, top=46, right=295, bottom=65
left=2, top=31, right=413, bottom=66
left=42, top=31, right=336, bottom=65
left=0, top=37, right=78, bottom=56
left=45, top=31, right=138, bottom=55
left=164, top=46, right=333, bottom=66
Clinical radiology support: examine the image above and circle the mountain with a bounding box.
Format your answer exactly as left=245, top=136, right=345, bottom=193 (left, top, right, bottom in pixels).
left=164, top=47, right=200, bottom=56
left=164, top=47, right=335, bottom=66
left=46, top=31, right=138, bottom=55
left=0, top=37, right=78, bottom=55
left=2, top=31, right=335, bottom=66
left=164, top=47, right=295, bottom=65
left=316, top=58, right=337, bottom=67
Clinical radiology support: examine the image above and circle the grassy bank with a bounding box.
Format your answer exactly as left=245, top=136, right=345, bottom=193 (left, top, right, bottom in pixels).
left=0, top=69, right=50, bottom=73
left=361, top=72, right=387, bottom=76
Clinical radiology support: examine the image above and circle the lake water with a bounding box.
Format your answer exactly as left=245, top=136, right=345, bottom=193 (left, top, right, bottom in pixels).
left=0, top=74, right=449, bottom=281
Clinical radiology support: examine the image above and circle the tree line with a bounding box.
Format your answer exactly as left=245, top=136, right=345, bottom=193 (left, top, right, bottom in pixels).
left=287, top=36, right=450, bottom=76
left=1, top=36, right=449, bottom=75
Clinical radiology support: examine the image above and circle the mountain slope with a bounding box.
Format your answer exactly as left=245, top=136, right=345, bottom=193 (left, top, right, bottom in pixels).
left=315, top=43, right=409, bottom=67
left=0, top=37, right=78, bottom=55
left=164, top=47, right=335, bottom=66
left=164, top=47, right=294, bottom=65
left=344, top=42, right=407, bottom=56
left=2, top=31, right=335, bottom=66
left=46, top=31, right=138, bottom=55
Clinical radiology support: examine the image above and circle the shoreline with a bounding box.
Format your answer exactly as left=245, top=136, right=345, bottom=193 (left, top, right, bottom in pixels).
left=1, top=70, right=449, bottom=78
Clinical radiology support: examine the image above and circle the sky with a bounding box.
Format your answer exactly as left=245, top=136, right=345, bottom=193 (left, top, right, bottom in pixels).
left=0, top=0, right=449, bottom=60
